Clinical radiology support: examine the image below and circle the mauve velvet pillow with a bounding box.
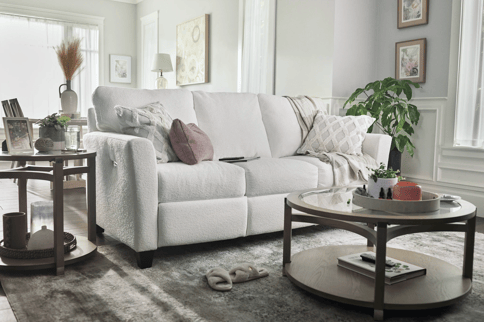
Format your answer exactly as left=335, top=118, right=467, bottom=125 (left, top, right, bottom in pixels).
left=169, top=119, right=214, bottom=165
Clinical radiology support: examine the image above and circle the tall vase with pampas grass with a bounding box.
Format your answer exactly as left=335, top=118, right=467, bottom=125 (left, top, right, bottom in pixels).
left=55, top=38, right=83, bottom=117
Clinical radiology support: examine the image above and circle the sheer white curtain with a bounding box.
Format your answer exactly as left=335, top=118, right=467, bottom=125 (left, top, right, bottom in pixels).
left=0, top=13, right=99, bottom=118
left=239, top=0, right=276, bottom=94
left=455, top=1, right=484, bottom=148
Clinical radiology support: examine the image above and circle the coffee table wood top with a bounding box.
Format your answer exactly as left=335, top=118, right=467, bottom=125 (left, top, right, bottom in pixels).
left=287, top=187, right=476, bottom=225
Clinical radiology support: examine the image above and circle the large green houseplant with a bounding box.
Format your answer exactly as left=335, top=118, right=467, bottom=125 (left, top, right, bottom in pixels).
left=343, top=77, right=421, bottom=172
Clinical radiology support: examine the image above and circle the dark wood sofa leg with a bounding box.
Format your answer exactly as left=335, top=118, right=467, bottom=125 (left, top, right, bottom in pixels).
left=136, top=251, right=155, bottom=269
left=96, top=224, right=105, bottom=235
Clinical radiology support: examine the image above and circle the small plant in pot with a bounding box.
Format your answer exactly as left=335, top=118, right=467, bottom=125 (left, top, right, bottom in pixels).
left=36, top=114, right=71, bottom=151
left=367, top=163, right=403, bottom=199
left=343, top=77, right=421, bottom=172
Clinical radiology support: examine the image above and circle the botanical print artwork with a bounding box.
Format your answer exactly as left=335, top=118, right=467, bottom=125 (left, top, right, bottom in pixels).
left=400, top=45, right=420, bottom=78
left=176, top=15, right=208, bottom=86
left=402, top=0, right=422, bottom=22
left=115, top=59, right=128, bottom=79
left=110, top=55, right=131, bottom=83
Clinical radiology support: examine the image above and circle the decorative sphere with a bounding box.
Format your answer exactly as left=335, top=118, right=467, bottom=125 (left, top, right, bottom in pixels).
left=34, top=138, right=54, bottom=152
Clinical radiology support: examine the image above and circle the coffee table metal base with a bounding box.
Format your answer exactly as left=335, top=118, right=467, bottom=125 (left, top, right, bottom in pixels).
left=284, top=245, right=472, bottom=311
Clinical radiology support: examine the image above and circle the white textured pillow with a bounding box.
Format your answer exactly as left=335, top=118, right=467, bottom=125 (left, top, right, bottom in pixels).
left=298, top=111, right=375, bottom=156
left=114, top=102, right=178, bottom=163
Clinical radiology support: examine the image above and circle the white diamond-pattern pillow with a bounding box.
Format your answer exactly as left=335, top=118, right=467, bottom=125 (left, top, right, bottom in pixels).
left=297, top=111, right=375, bottom=156
left=114, top=102, right=178, bottom=163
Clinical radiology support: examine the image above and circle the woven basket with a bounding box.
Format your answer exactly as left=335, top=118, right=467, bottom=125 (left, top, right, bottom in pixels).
left=0, top=232, right=76, bottom=259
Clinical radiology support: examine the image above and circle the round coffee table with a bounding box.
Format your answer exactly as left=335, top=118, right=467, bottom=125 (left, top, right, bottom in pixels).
left=0, top=151, right=97, bottom=275
left=283, top=187, right=477, bottom=320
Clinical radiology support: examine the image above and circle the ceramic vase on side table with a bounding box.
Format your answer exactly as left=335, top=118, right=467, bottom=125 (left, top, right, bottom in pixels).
left=59, top=80, right=78, bottom=115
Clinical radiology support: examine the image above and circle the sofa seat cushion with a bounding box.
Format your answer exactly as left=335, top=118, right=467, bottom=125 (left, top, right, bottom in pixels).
left=157, top=161, right=246, bottom=203
left=284, top=155, right=334, bottom=188
left=234, top=158, right=318, bottom=197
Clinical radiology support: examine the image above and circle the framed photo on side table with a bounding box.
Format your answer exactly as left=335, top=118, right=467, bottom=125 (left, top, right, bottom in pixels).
left=2, top=117, right=34, bottom=154
left=398, top=0, right=429, bottom=29
left=395, top=38, right=426, bottom=83
left=110, top=55, right=132, bottom=83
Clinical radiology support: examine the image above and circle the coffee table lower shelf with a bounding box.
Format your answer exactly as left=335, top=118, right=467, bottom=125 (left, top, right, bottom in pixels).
left=284, top=245, right=472, bottom=311
left=0, top=236, right=97, bottom=271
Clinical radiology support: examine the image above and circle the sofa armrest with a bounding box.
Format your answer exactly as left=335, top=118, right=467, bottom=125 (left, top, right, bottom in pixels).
left=84, top=131, right=158, bottom=252
left=362, top=133, right=392, bottom=167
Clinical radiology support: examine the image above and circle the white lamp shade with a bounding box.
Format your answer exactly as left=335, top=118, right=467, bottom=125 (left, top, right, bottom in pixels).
left=151, top=53, right=173, bottom=73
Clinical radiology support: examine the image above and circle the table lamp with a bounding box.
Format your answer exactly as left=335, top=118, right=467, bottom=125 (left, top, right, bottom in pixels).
left=151, top=53, right=173, bottom=89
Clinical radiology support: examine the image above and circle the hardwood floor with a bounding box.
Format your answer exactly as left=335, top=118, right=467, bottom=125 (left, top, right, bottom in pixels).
left=0, top=160, right=482, bottom=321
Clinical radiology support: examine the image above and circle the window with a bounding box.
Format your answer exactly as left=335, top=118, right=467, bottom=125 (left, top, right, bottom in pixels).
left=141, top=11, right=158, bottom=89
left=454, top=1, right=484, bottom=148
left=238, top=0, right=276, bottom=94
left=0, top=12, right=99, bottom=118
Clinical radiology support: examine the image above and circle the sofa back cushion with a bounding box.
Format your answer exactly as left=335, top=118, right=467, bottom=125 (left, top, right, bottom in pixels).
left=92, top=86, right=197, bottom=133
left=193, top=91, right=271, bottom=160
left=258, top=94, right=303, bottom=158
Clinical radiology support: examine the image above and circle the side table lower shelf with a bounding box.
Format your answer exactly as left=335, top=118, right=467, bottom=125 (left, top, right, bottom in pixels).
left=284, top=245, right=472, bottom=311
left=0, top=236, right=97, bottom=271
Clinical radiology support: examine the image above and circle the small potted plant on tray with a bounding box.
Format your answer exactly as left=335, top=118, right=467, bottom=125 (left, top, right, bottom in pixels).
left=367, top=163, right=403, bottom=199
left=36, top=113, right=71, bottom=151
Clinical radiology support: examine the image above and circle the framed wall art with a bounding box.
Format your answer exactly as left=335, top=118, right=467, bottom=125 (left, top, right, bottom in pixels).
left=2, top=117, right=34, bottom=154
left=395, top=38, right=426, bottom=83
left=110, top=55, right=132, bottom=83
left=176, top=14, right=209, bottom=86
left=398, top=0, right=429, bottom=29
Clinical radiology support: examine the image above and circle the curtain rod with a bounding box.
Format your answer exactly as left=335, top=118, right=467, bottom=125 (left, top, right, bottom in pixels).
left=0, top=12, right=99, bottom=28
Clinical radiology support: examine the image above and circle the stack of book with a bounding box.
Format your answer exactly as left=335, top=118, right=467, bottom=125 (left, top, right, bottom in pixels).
left=337, top=252, right=426, bottom=285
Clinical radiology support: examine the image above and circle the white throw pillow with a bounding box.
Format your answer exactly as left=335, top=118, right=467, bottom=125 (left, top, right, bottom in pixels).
left=298, top=111, right=375, bottom=156
left=114, top=102, right=178, bottom=163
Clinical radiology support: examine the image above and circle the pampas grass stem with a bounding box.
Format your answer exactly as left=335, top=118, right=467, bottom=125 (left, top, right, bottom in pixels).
left=55, top=38, right=84, bottom=81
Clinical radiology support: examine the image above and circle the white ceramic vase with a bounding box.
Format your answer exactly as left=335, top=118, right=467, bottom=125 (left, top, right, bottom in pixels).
left=368, top=177, right=398, bottom=199
left=59, top=80, right=78, bottom=114
left=27, top=225, right=54, bottom=250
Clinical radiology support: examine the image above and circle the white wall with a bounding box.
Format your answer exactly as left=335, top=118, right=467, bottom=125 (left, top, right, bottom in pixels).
left=275, top=0, right=334, bottom=97
left=136, top=0, right=239, bottom=92
left=0, top=0, right=138, bottom=88
left=332, top=0, right=378, bottom=98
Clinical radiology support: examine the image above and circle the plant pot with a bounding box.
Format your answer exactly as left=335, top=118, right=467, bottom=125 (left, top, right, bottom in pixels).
left=39, top=127, right=65, bottom=151
left=368, top=177, right=398, bottom=199
left=388, top=148, right=402, bottom=173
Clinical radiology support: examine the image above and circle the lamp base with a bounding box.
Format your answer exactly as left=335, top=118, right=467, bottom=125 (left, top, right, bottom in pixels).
left=155, top=76, right=168, bottom=89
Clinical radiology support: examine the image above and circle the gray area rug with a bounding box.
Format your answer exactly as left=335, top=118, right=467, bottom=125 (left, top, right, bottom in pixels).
left=1, top=225, right=484, bottom=322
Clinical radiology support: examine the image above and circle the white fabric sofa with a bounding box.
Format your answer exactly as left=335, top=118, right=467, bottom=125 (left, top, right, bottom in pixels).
left=84, top=87, right=392, bottom=268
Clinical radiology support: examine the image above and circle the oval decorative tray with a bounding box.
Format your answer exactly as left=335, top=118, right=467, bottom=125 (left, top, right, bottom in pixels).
left=0, top=232, right=76, bottom=259
left=352, top=190, right=441, bottom=213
